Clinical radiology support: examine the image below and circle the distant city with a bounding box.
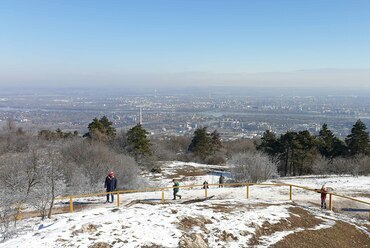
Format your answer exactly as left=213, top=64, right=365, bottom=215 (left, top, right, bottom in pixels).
left=1, top=87, right=370, bottom=140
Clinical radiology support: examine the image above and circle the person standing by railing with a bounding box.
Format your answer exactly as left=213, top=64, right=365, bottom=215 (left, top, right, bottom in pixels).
left=320, top=185, right=328, bottom=209
left=172, top=179, right=182, bottom=200
left=203, top=180, right=209, bottom=189
left=315, top=185, right=328, bottom=209
left=105, top=171, right=117, bottom=203
left=219, top=174, right=225, bottom=188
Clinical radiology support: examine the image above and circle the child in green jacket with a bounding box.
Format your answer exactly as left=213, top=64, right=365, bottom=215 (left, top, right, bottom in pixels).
left=173, top=179, right=182, bottom=200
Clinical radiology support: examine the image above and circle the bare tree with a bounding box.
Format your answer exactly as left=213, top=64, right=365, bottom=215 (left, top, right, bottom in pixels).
left=25, top=147, right=66, bottom=220
left=46, top=150, right=65, bottom=218
left=329, top=157, right=350, bottom=176
left=61, top=139, right=146, bottom=193
left=311, top=156, right=330, bottom=176
left=0, top=119, right=29, bottom=154
left=229, top=151, right=278, bottom=183
left=0, top=201, right=17, bottom=242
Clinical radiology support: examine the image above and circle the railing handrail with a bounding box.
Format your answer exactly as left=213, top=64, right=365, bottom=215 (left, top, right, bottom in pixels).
left=289, top=183, right=370, bottom=206
left=54, top=182, right=370, bottom=207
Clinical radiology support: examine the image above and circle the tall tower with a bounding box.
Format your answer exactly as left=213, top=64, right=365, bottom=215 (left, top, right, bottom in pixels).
left=139, top=107, right=142, bottom=125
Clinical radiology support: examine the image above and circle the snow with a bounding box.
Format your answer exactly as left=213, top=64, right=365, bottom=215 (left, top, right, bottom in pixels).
left=1, top=161, right=369, bottom=247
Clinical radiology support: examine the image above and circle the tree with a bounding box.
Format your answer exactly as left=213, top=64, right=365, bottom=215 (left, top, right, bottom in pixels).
left=187, top=127, right=214, bottom=162
left=210, top=130, right=223, bottom=154
left=38, top=129, right=78, bottom=140
left=46, top=150, right=65, bottom=218
left=230, top=151, right=277, bottom=183
left=345, top=119, right=370, bottom=156
left=256, top=130, right=280, bottom=159
left=294, top=130, right=319, bottom=175
left=0, top=119, right=29, bottom=154
left=188, top=127, right=210, bottom=159
left=126, top=124, right=152, bottom=161
left=318, top=124, right=346, bottom=159
left=151, top=135, right=191, bottom=161
left=187, top=127, right=225, bottom=164
left=277, top=131, right=297, bottom=176
left=84, top=116, right=116, bottom=141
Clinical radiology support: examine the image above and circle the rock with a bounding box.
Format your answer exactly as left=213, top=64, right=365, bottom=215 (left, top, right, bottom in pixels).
left=82, top=223, right=99, bottom=233
left=219, top=231, right=238, bottom=242
left=72, top=223, right=100, bottom=236
left=55, top=238, right=68, bottom=243
left=141, top=244, right=162, bottom=248
left=179, top=233, right=208, bottom=248
left=88, top=242, right=112, bottom=248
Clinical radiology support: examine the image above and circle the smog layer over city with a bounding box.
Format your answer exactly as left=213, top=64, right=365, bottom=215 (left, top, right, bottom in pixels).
left=1, top=86, right=370, bottom=140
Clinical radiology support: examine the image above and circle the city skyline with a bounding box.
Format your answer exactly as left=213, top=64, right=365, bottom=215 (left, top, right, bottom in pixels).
left=1, top=0, right=370, bottom=88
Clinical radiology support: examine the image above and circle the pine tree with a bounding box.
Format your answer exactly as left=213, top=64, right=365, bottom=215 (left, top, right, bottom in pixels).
left=345, top=119, right=370, bottom=156
left=126, top=124, right=152, bottom=160
left=210, top=130, right=222, bottom=154
left=318, top=124, right=346, bottom=159
left=188, top=127, right=211, bottom=160
left=256, top=130, right=280, bottom=158
left=85, top=116, right=116, bottom=141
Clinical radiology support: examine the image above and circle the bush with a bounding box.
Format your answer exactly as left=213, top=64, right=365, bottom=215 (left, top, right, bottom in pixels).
left=229, top=151, right=277, bottom=183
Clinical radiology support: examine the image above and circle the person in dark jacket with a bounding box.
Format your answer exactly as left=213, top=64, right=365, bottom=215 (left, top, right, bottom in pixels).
left=219, top=174, right=225, bottom=188
left=105, top=171, right=117, bottom=203
left=203, top=180, right=209, bottom=189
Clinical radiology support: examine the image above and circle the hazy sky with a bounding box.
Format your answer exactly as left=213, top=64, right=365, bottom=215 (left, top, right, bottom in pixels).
left=1, top=0, right=370, bottom=88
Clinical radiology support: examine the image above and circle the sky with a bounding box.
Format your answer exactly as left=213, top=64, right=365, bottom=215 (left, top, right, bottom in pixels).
left=0, top=0, right=370, bottom=88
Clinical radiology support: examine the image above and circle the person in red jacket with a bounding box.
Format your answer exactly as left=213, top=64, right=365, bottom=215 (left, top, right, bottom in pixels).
left=104, top=171, right=117, bottom=203
left=320, top=185, right=328, bottom=209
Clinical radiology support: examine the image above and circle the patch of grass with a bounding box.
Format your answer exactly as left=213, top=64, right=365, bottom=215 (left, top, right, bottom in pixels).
left=275, top=221, right=370, bottom=248
left=249, top=207, right=323, bottom=246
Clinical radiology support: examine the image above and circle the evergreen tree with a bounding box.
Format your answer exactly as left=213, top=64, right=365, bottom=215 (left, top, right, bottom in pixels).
left=188, top=127, right=211, bottom=160
left=278, top=131, right=298, bottom=176
left=210, top=130, right=222, bottom=154
left=294, top=130, right=318, bottom=175
left=85, top=116, right=116, bottom=140
left=187, top=127, right=225, bottom=163
left=256, top=130, right=280, bottom=158
left=126, top=124, right=152, bottom=159
left=345, top=119, right=370, bottom=156
left=318, top=124, right=346, bottom=159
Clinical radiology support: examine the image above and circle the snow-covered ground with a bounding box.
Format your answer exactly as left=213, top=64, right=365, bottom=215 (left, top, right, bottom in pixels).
left=1, top=161, right=369, bottom=248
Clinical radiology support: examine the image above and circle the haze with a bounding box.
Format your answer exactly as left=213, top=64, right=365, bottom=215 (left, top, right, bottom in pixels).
left=1, top=0, right=370, bottom=89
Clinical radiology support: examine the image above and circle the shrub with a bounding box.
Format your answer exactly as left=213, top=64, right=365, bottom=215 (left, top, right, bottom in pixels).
left=229, top=151, right=277, bottom=183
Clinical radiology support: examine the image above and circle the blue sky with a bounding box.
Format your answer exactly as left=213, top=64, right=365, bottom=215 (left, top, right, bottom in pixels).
left=1, top=0, right=369, bottom=87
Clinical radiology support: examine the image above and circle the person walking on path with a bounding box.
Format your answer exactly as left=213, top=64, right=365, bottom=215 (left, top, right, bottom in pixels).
left=219, top=174, right=225, bottom=188
left=105, top=171, right=117, bottom=203
left=173, top=179, right=182, bottom=200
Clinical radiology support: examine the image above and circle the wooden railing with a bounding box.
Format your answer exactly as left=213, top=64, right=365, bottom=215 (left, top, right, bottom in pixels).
left=49, top=182, right=370, bottom=221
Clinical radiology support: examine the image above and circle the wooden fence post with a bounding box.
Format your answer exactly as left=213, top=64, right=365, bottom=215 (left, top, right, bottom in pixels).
left=162, top=190, right=165, bottom=204
left=117, top=192, right=120, bottom=207
left=246, top=184, right=250, bottom=199
left=289, top=185, right=293, bottom=201
left=16, top=207, right=22, bottom=221
left=329, top=194, right=333, bottom=211
left=69, top=196, right=74, bottom=213
left=205, top=187, right=208, bottom=198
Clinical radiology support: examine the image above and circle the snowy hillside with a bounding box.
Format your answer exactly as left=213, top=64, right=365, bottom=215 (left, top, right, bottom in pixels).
left=1, top=162, right=370, bottom=248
